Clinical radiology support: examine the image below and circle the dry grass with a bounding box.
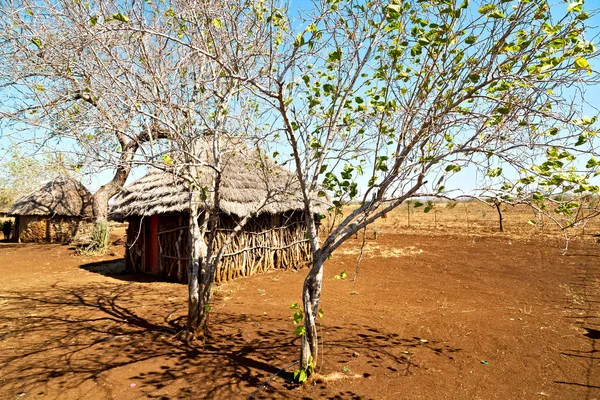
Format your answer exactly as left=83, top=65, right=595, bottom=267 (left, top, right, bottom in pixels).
left=327, top=201, right=600, bottom=240
left=336, top=243, right=423, bottom=258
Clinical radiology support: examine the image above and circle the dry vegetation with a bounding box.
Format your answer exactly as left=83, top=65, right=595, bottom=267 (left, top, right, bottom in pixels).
left=334, top=201, right=600, bottom=240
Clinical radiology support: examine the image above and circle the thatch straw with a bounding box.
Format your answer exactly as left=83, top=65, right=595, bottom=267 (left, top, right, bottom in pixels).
left=110, top=147, right=329, bottom=219
left=8, top=178, right=93, bottom=218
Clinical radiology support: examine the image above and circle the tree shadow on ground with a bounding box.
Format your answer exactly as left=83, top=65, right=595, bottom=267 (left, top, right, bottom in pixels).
left=80, top=259, right=170, bottom=283
left=557, top=265, right=600, bottom=398
left=0, top=282, right=460, bottom=399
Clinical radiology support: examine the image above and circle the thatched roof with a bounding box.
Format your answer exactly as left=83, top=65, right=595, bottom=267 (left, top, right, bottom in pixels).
left=9, top=178, right=93, bottom=218
left=109, top=148, right=329, bottom=219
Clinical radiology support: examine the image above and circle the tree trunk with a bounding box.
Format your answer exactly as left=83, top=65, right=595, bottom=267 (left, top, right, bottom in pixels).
left=187, top=205, right=203, bottom=338
left=300, top=256, right=325, bottom=371
left=495, top=202, right=504, bottom=232
left=91, top=159, right=133, bottom=221
left=186, top=203, right=212, bottom=340
left=197, top=258, right=215, bottom=334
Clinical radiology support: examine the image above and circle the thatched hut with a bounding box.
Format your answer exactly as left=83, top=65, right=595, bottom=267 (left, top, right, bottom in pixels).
left=9, top=178, right=93, bottom=243
left=110, top=151, right=328, bottom=283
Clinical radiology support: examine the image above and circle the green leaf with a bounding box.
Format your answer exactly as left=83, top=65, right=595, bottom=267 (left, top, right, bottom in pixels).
left=294, top=326, right=306, bottom=336
left=496, top=106, right=510, bottom=115
left=290, top=302, right=299, bottom=309
left=574, top=57, right=591, bottom=71
left=161, top=154, right=173, bottom=166
left=576, top=11, right=590, bottom=20
left=328, top=48, right=343, bottom=63
left=298, top=369, right=308, bottom=383
left=575, top=134, right=587, bottom=146
left=112, top=13, right=129, bottom=23
left=89, top=15, right=98, bottom=26
left=318, top=309, right=324, bottom=318
left=445, top=164, right=461, bottom=173
left=294, top=33, right=305, bottom=47
left=488, top=10, right=505, bottom=19
left=293, top=311, right=303, bottom=325
left=333, top=270, right=348, bottom=280
left=468, top=73, right=480, bottom=83
left=293, top=368, right=308, bottom=383
left=413, top=201, right=424, bottom=208
left=586, top=157, right=598, bottom=168
left=376, top=155, right=389, bottom=172
left=519, top=176, right=535, bottom=185
left=213, top=18, right=222, bottom=29
left=386, top=3, right=401, bottom=13
left=547, top=127, right=559, bottom=136
left=465, top=36, right=477, bottom=45
left=567, top=1, right=583, bottom=13
left=31, top=38, right=42, bottom=49
left=527, top=219, right=536, bottom=225
left=487, top=168, right=502, bottom=178
left=478, top=4, right=503, bottom=18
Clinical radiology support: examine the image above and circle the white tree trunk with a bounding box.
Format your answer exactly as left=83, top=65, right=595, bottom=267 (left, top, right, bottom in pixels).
left=187, top=204, right=202, bottom=337
left=300, top=256, right=325, bottom=370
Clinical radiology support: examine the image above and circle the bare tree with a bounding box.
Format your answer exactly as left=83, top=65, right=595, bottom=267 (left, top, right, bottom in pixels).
left=0, top=0, right=285, bottom=337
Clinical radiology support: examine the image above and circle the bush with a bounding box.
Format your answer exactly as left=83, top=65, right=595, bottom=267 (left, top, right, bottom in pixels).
left=445, top=201, right=458, bottom=209
left=1, top=220, right=12, bottom=240
left=77, top=220, right=110, bottom=255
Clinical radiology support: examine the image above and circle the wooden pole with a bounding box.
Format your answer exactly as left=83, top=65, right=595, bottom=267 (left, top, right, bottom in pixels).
left=465, top=203, right=469, bottom=234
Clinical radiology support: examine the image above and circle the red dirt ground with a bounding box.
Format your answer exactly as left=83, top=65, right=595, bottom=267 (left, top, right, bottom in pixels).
left=1, top=232, right=600, bottom=399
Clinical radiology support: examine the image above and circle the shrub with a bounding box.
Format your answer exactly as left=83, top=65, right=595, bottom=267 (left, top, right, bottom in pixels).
left=77, top=220, right=110, bottom=255
left=1, top=220, right=12, bottom=240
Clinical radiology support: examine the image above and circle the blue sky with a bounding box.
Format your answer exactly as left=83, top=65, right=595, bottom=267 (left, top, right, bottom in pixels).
left=1, top=0, right=599, bottom=196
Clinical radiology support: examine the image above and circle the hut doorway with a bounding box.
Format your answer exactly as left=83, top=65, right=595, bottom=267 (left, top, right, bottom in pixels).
left=145, top=215, right=160, bottom=275
left=13, top=216, right=20, bottom=242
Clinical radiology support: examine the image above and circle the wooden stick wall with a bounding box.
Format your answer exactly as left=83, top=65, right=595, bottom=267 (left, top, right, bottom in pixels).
left=126, top=212, right=312, bottom=283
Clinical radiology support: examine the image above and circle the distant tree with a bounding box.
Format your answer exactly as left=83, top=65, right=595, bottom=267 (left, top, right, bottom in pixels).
left=0, top=150, right=73, bottom=210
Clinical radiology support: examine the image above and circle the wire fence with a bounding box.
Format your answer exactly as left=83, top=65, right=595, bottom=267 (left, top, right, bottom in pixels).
left=342, top=202, right=600, bottom=239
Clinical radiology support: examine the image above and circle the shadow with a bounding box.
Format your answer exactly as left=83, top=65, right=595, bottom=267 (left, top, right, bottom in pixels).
left=555, top=382, right=600, bottom=389
left=80, top=259, right=170, bottom=283
left=564, top=253, right=600, bottom=258
left=557, top=263, right=600, bottom=399
left=0, top=282, right=459, bottom=399
left=585, top=328, right=600, bottom=340
left=0, top=242, right=22, bottom=248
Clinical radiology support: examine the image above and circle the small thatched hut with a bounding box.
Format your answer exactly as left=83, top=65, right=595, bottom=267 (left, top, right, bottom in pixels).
left=9, top=178, right=93, bottom=243
left=110, top=151, right=328, bottom=283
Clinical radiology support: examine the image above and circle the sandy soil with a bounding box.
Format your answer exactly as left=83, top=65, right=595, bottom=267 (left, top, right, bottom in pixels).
left=1, top=232, right=599, bottom=399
